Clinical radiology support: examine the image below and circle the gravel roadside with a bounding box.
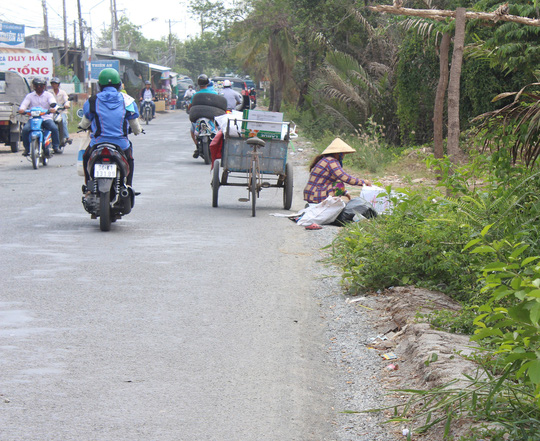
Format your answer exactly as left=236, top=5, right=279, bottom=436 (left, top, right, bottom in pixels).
left=288, top=139, right=401, bottom=440
left=306, top=226, right=401, bottom=441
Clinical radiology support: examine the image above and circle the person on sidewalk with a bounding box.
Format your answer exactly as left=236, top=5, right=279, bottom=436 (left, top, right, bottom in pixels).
left=304, top=138, right=372, bottom=203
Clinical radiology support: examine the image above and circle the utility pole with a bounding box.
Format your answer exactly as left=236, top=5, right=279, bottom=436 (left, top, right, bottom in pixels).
left=63, top=0, right=68, bottom=67
left=42, top=0, right=50, bottom=52
left=110, top=0, right=119, bottom=50
left=73, top=20, right=77, bottom=48
left=168, top=20, right=181, bottom=66
left=169, top=20, right=172, bottom=65
left=77, top=0, right=85, bottom=51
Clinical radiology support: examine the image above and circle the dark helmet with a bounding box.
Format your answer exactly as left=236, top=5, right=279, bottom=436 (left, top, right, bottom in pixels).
left=32, top=77, right=46, bottom=86
left=144, top=80, right=151, bottom=85
left=50, top=77, right=61, bottom=84
left=197, top=74, right=209, bottom=86
left=98, top=68, right=121, bottom=89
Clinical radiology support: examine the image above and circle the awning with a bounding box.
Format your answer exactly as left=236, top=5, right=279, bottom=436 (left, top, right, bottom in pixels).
left=148, top=63, right=171, bottom=72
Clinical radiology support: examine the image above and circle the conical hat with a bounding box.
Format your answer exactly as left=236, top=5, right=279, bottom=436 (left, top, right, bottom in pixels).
left=321, top=138, right=356, bottom=155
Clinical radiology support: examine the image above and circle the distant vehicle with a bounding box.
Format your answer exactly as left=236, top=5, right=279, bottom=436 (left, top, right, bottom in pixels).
left=244, top=79, right=256, bottom=90
left=176, top=77, right=195, bottom=109
left=0, top=70, right=31, bottom=152
left=211, top=77, right=248, bottom=93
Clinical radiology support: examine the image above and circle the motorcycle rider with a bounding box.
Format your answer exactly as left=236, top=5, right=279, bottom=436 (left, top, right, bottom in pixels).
left=139, top=80, right=156, bottom=119
left=50, top=77, right=72, bottom=146
left=249, top=87, right=257, bottom=109
left=189, top=74, right=217, bottom=158
left=18, top=77, right=59, bottom=157
left=220, top=79, right=242, bottom=111
left=183, top=85, right=195, bottom=101
left=79, top=68, right=142, bottom=186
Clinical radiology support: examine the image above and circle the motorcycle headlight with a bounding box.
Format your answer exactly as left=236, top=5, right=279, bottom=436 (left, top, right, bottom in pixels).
left=31, top=110, right=42, bottom=117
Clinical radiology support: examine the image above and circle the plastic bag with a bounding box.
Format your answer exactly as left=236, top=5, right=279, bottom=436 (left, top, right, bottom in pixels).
left=333, top=197, right=377, bottom=225
left=77, top=133, right=90, bottom=176
left=297, top=196, right=346, bottom=226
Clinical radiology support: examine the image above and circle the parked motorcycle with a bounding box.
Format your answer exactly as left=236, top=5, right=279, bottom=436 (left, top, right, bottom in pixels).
left=53, top=106, right=72, bottom=153
left=141, top=98, right=153, bottom=125
left=23, top=106, right=54, bottom=169
left=194, top=118, right=217, bottom=165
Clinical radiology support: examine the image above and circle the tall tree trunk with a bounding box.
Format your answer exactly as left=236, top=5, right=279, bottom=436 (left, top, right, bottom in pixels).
left=447, top=8, right=466, bottom=162
left=273, top=85, right=283, bottom=112
left=433, top=32, right=451, bottom=159
left=268, top=83, right=275, bottom=111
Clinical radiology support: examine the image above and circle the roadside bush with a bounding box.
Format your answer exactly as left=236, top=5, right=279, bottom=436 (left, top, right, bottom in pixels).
left=330, top=187, right=482, bottom=299
left=468, top=229, right=540, bottom=403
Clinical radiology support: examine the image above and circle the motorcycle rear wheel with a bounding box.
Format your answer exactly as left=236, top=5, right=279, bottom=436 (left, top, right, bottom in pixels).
left=31, top=138, right=39, bottom=169
left=99, top=192, right=112, bottom=231
left=202, top=138, right=211, bottom=165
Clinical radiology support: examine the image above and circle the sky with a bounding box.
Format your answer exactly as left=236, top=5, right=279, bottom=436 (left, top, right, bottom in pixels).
left=1, top=0, right=200, bottom=46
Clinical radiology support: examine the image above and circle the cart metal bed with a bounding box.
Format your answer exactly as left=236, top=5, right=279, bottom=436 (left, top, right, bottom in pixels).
left=211, top=118, right=293, bottom=217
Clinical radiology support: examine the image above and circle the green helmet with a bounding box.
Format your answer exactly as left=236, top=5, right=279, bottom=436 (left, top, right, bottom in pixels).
left=98, top=68, right=121, bottom=86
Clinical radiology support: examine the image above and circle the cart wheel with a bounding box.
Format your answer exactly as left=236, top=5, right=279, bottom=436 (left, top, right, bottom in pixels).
left=212, top=160, right=220, bottom=207
left=251, top=162, right=257, bottom=217
left=283, top=162, right=293, bottom=210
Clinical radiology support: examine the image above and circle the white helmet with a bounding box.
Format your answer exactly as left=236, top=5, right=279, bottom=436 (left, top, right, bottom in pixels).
left=223, top=79, right=232, bottom=87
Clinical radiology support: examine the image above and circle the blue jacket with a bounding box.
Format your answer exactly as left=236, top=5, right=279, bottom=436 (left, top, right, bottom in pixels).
left=84, top=87, right=139, bottom=150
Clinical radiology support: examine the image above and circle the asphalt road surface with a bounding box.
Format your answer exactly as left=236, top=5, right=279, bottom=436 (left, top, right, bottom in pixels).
left=0, top=111, right=337, bottom=441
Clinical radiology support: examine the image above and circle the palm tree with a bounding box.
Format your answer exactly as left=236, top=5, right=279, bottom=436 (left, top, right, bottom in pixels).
left=473, top=82, right=540, bottom=166
left=233, top=0, right=296, bottom=111
left=309, top=50, right=382, bottom=132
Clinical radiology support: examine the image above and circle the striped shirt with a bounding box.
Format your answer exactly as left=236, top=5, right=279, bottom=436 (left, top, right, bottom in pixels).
left=303, top=157, right=362, bottom=203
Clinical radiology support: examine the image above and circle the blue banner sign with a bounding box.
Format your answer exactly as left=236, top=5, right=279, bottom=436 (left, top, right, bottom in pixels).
left=0, top=22, right=25, bottom=47
left=85, top=60, right=120, bottom=82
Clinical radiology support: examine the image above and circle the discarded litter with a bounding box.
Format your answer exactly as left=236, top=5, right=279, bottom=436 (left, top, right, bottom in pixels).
left=382, top=352, right=398, bottom=360
left=386, top=363, right=399, bottom=371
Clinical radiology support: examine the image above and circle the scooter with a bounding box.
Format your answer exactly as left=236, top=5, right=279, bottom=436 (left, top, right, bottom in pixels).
left=194, top=117, right=217, bottom=165
left=77, top=109, right=137, bottom=231
left=23, top=106, right=54, bottom=169
left=141, top=98, right=153, bottom=125
left=82, top=142, right=135, bottom=232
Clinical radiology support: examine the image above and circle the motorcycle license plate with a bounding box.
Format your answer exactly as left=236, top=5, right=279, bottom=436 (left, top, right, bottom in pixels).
left=94, top=164, right=117, bottom=178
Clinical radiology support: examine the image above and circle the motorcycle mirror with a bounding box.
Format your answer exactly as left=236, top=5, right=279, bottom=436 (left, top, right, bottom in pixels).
left=76, top=108, right=84, bottom=118
left=50, top=102, right=57, bottom=108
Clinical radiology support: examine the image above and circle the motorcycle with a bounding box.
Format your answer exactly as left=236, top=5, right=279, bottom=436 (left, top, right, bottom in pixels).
left=77, top=109, right=137, bottom=231
left=81, top=142, right=136, bottom=232
left=53, top=106, right=72, bottom=153
left=23, top=106, right=55, bottom=169
left=141, top=98, right=153, bottom=125
left=194, top=117, right=217, bottom=165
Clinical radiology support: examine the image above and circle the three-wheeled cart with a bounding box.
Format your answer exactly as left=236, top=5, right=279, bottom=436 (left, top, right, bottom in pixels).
left=211, top=118, right=293, bottom=217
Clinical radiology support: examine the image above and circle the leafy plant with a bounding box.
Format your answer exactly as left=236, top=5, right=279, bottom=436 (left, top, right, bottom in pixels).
left=330, top=187, right=481, bottom=298
left=466, top=226, right=540, bottom=401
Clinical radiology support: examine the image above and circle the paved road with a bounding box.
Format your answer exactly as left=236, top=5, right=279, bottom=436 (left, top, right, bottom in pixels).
left=0, top=111, right=336, bottom=441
